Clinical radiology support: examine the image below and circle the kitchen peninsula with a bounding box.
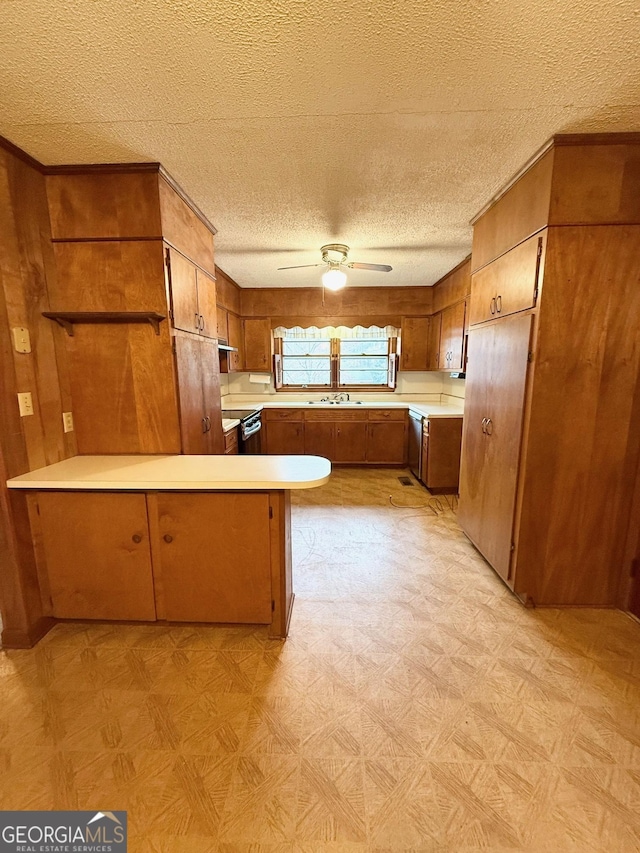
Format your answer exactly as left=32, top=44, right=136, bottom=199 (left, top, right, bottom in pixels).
left=7, top=454, right=330, bottom=641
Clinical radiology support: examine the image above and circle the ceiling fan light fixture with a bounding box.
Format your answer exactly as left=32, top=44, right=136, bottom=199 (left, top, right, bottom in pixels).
left=322, top=267, right=347, bottom=291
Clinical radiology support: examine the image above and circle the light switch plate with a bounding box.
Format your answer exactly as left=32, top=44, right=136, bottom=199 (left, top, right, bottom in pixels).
left=18, top=392, right=34, bottom=417
left=12, top=327, right=31, bottom=353
left=62, top=411, right=74, bottom=433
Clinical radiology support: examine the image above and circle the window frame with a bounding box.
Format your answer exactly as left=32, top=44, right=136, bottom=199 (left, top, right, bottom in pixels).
left=274, top=334, right=398, bottom=392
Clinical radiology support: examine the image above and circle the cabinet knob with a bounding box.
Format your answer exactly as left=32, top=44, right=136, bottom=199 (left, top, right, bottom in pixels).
left=132, top=534, right=142, bottom=544
left=163, top=534, right=173, bottom=544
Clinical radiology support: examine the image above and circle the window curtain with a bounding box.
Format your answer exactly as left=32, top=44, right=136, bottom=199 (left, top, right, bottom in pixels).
left=274, top=325, right=399, bottom=340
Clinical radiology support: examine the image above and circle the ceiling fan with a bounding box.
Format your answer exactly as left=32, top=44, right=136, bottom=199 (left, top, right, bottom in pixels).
left=278, top=244, right=392, bottom=291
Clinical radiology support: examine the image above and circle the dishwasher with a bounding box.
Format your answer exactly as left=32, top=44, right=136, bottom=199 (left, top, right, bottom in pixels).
left=408, top=410, right=423, bottom=480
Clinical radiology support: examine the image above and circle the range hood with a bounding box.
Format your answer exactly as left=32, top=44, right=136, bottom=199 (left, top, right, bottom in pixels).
left=217, top=342, right=238, bottom=352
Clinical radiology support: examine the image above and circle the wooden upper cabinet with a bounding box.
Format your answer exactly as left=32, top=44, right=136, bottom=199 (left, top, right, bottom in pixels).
left=166, top=248, right=217, bottom=337
left=469, top=233, right=544, bottom=326
left=157, top=175, right=215, bottom=274
left=400, top=317, right=430, bottom=371
left=37, top=491, right=157, bottom=621
left=227, top=313, right=244, bottom=371
left=438, top=301, right=466, bottom=371
left=166, top=246, right=199, bottom=334
left=427, top=312, right=441, bottom=370
left=195, top=269, right=217, bottom=338
left=46, top=171, right=163, bottom=240
left=216, top=305, right=229, bottom=341
left=243, top=318, right=272, bottom=372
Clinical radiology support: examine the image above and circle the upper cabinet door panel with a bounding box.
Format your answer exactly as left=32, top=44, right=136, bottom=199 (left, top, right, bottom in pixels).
left=46, top=172, right=162, bottom=240
left=243, top=318, right=272, bottom=372
left=158, top=176, right=215, bottom=274
left=400, top=317, right=430, bottom=371
left=167, top=247, right=199, bottom=334
left=195, top=269, right=218, bottom=339
left=469, top=233, right=544, bottom=326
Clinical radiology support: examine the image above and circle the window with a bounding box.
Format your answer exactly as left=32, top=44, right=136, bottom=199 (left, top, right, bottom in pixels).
left=274, top=326, right=398, bottom=390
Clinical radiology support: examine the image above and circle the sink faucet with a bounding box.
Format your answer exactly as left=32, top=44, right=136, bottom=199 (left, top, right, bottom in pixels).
left=334, top=392, right=350, bottom=402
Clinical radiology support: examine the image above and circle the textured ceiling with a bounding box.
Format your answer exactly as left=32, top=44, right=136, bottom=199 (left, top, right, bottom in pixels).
left=1, top=0, right=639, bottom=287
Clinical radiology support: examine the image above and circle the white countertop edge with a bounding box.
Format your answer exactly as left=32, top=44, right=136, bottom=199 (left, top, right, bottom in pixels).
left=7, top=455, right=332, bottom=492
left=221, top=401, right=464, bottom=417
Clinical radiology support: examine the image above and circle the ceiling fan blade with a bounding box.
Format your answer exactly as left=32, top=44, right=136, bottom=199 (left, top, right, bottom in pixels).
left=277, top=264, right=324, bottom=270
left=347, top=262, right=393, bottom=272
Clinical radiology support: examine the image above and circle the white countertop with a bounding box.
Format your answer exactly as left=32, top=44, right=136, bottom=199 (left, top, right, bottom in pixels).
left=6, top=455, right=331, bottom=492
left=222, top=418, right=240, bottom=432
left=222, top=400, right=463, bottom=419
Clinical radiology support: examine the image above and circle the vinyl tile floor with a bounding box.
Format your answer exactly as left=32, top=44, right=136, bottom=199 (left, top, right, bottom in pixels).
left=1, top=468, right=640, bottom=851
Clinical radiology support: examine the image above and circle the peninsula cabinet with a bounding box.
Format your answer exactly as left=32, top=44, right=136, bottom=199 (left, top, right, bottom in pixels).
left=459, top=133, right=640, bottom=607
left=44, top=166, right=224, bottom=455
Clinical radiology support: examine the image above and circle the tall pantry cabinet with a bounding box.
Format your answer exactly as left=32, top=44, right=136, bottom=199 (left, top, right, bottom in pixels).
left=44, top=166, right=224, bottom=455
left=458, top=133, right=640, bottom=607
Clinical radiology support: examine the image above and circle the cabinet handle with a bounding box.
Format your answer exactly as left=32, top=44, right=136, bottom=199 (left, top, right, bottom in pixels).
left=205, top=416, right=211, bottom=432
left=490, top=297, right=496, bottom=315
left=163, top=534, right=173, bottom=544
left=195, top=312, right=200, bottom=329
left=496, top=295, right=502, bottom=313
left=481, top=417, right=487, bottom=433
left=202, top=417, right=207, bottom=433
left=200, top=315, right=205, bottom=331
left=132, top=534, right=142, bottom=544
left=485, top=417, right=493, bottom=435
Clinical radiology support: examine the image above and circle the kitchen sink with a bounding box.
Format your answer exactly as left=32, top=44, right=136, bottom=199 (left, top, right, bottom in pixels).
left=306, top=400, right=364, bottom=405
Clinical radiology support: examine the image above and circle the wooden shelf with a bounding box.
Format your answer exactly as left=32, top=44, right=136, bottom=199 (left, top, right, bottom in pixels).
left=43, top=311, right=166, bottom=336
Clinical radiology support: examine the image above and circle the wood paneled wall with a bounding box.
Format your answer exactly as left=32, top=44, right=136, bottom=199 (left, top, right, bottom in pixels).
left=0, top=143, right=75, bottom=647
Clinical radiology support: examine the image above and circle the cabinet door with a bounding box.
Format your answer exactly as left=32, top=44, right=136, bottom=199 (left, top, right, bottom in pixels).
left=167, top=247, right=200, bottom=334
left=438, top=302, right=466, bottom=371
left=174, top=333, right=208, bottom=454
left=423, top=418, right=463, bottom=493
left=367, top=422, right=406, bottom=464
left=201, top=337, right=225, bottom=453
left=216, top=304, right=228, bottom=341
left=153, top=493, right=272, bottom=623
left=196, top=269, right=218, bottom=338
left=266, top=421, right=305, bottom=454
left=243, top=318, right=272, bottom=371
left=304, top=421, right=335, bottom=460
left=227, top=312, right=244, bottom=371
left=458, top=314, right=533, bottom=582
left=427, top=313, right=442, bottom=370
left=400, top=317, right=430, bottom=371
left=38, top=492, right=156, bottom=621
left=334, top=421, right=368, bottom=462
left=469, top=234, right=543, bottom=326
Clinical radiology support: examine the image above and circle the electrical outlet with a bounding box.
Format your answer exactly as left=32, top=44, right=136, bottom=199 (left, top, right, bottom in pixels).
left=62, top=411, right=74, bottom=433
left=17, top=392, right=34, bottom=417
left=12, top=327, right=31, bottom=353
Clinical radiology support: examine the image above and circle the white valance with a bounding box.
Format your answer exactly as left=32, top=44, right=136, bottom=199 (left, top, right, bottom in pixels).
left=274, top=324, right=398, bottom=340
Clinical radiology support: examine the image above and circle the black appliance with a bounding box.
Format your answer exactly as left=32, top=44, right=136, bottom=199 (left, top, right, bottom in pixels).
left=408, top=410, right=423, bottom=480
left=223, top=409, right=262, bottom=454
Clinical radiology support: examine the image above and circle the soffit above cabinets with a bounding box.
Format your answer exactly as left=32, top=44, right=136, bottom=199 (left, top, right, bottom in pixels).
left=1, top=0, right=638, bottom=289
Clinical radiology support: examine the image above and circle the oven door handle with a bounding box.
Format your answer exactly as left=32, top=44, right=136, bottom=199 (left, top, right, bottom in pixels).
left=241, top=420, right=262, bottom=440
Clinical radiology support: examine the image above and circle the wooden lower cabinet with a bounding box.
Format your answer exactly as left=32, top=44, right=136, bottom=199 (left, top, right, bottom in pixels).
left=266, top=420, right=305, bottom=454
left=305, top=421, right=335, bottom=458
left=150, top=493, right=272, bottom=624
left=37, top=492, right=157, bottom=621
left=267, top=408, right=407, bottom=464
left=421, top=417, right=463, bottom=493
left=335, top=421, right=368, bottom=462
left=367, top=421, right=406, bottom=464
left=34, top=489, right=293, bottom=637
